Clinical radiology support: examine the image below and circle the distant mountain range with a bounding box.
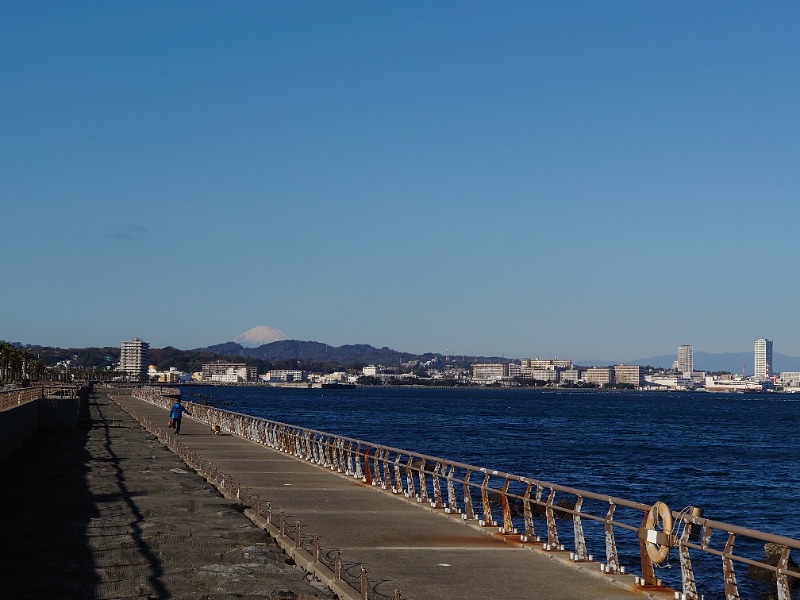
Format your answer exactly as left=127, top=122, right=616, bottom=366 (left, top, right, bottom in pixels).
left=199, top=340, right=800, bottom=374
left=7, top=335, right=800, bottom=374
left=198, top=340, right=446, bottom=367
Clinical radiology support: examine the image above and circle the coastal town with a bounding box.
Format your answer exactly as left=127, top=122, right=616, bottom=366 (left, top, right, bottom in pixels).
left=125, top=338, right=796, bottom=393
left=3, top=337, right=795, bottom=393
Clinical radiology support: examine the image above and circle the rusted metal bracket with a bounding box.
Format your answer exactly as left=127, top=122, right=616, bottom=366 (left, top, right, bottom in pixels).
left=545, top=488, right=560, bottom=548
left=462, top=469, right=476, bottom=521
left=404, top=456, right=416, bottom=497
left=417, top=460, right=429, bottom=503
left=479, top=472, right=495, bottom=527
left=678, top=520, right=698, bottom=599
left=572, top=496, right=587, bottom=560
left=521, top=483, right=537, bottom=542
left=353, top=443, right=363, bottom=479
left=776, top=546, right=792, bottom=600
left=604, top=502, right=620, bottom=573
left=445, top=465, right=458, bottom=513
left=723, top=532, right=740, bottom=599
left=371, top=447, right=382, bottom=488
left=362, top=445, right=373, bottom=485
left=500, top=478, right=515, bottom=534
left=431, top=462, right=445, bottom=508
left=392, top=454, right=403, bottom=494
left=381, top=448, right=392, bottom=490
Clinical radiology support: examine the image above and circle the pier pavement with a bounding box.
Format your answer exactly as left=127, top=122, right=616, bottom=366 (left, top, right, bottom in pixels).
left=115, top=392, right=670, bottom=600
left=0, top=390, right=333, bottom=599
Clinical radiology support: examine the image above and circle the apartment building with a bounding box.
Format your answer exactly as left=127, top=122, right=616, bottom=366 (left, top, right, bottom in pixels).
left=471, top=363, right=507, bottom=384
left=265, top=369, right=306, bottom=382
left=583, top=367, right=613, bottom=387
left=677, top=345, right=693, bottom=376
left=521, top=358, right=573, bottom=370
left=120, top=337, right=149, bottom=382
left=754, top=338, right=773, bottom=380
left=201, top=361, right=257, bottom=382
left=614, top=364, right=643, bottom=387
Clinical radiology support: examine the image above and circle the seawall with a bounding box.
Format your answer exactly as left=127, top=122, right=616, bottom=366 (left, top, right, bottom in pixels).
left=0, top=386, right=87, bottom=464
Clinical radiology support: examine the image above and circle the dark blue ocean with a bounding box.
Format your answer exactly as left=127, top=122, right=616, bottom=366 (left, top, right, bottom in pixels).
left=180, top=385, right=800, bottom=599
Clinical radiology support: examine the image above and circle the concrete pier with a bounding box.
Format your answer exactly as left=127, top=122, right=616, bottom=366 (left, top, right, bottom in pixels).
left=113, top=392, right=666, bottom=600
left=0, top=390, right=333, bottom=599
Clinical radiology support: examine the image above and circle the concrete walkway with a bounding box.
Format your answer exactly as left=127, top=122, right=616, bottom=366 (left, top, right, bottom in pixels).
left=116, top=392, right=671, bottom=600
left=0, top=390, right=333, bottom=600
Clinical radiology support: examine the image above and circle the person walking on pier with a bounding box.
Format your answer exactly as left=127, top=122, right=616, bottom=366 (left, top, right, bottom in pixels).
left=169, top=399, right=191, bottom=434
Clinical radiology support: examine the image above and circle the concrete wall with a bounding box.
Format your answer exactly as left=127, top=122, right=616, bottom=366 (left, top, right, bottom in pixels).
left=39, top=398, right=81, bottom=428
left=0, top=401, right=40, bottom=464
left=0, top=386, right=87, bottom=464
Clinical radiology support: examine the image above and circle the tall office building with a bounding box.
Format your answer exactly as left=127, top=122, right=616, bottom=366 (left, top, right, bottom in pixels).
left=120, top=337, right=150, bottom=382
left=677, top=345, right=693, bottom=376
left=754, top=338, right=773, bottom=380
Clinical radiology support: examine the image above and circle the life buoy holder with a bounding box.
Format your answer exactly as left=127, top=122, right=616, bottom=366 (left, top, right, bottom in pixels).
left=644, top=501, right=673, bottom=563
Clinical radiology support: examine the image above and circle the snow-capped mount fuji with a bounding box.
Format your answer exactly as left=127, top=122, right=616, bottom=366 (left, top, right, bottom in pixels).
left=232, top=325, right=289, bottom=348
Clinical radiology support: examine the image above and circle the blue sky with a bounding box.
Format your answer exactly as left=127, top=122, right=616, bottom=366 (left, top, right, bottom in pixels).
left=2, top=2, right=799, bottom=361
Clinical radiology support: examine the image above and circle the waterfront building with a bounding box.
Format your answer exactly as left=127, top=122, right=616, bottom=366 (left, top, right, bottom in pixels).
left=521, top=358, right=573, bottom=370
left=362, top=365, right=382, bottom=377
left=677, top=345, right=693, bottom=376
left=560, top=369, right=582, bottom=383
left=471, top=363, right=507, bottom=385
left=583, top=367, right=613, bottom=387
left=705, top=375, right=765, bottom=393
left=210, top=366, right=249, bottom=383
left=264, top=369, right=306, bottom=382
left=778, top=372, right=800, bottom=388
left=147, top=366, right=192, bottom=383
left=202, top=360, right=257, bottom=382
left=614, top=365, right=643, bottom=387
left=754, top=338, right=773, bottom=380
left=120, top=337, right=149, bottom=382
left=527, top=368, right=559, bottom=382
left=646, top=374, right=693, bottom=390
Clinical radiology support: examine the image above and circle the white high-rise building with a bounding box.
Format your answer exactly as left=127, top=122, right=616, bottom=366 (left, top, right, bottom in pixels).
left=754, top=338, right=773, bottom=380
left=120, top=337, right=150, bottom=382
left=677, top=345, right=693, bottom=376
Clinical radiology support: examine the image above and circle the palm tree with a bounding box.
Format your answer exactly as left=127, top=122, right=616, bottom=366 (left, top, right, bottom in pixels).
left=28, top=359, right=46, bottom=383
left=0, top=342, right=14, bottom=383
left=0, top=345, right=33, bottom=383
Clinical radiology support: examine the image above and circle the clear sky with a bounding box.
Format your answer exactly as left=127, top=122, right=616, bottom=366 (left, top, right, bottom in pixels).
left=2, top=2, right=799, bottom=362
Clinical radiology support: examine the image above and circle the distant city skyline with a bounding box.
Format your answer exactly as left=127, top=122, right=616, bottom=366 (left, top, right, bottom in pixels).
left=6, top=331, right=796, bottom=373
left=2, top=3, right=799, bottom=359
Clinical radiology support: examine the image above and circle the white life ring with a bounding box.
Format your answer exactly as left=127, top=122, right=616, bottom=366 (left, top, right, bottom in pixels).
left=644, top=501, right=673, bottom=563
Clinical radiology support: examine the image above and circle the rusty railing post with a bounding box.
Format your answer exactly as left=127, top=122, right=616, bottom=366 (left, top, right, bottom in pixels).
left=360, top=566, right=368, bottom=600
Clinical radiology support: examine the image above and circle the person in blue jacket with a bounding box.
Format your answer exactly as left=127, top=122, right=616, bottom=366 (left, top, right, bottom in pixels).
left=169, top=399, right=191, bottom=434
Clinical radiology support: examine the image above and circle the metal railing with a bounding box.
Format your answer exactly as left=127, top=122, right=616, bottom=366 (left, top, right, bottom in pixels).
left=133, top=387, right=800, bottom=600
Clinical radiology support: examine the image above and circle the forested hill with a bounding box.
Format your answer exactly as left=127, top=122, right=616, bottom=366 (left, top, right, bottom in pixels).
left=7, top=340, right=480, bottom=374
left=199, top=340, right=439, bottom=367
